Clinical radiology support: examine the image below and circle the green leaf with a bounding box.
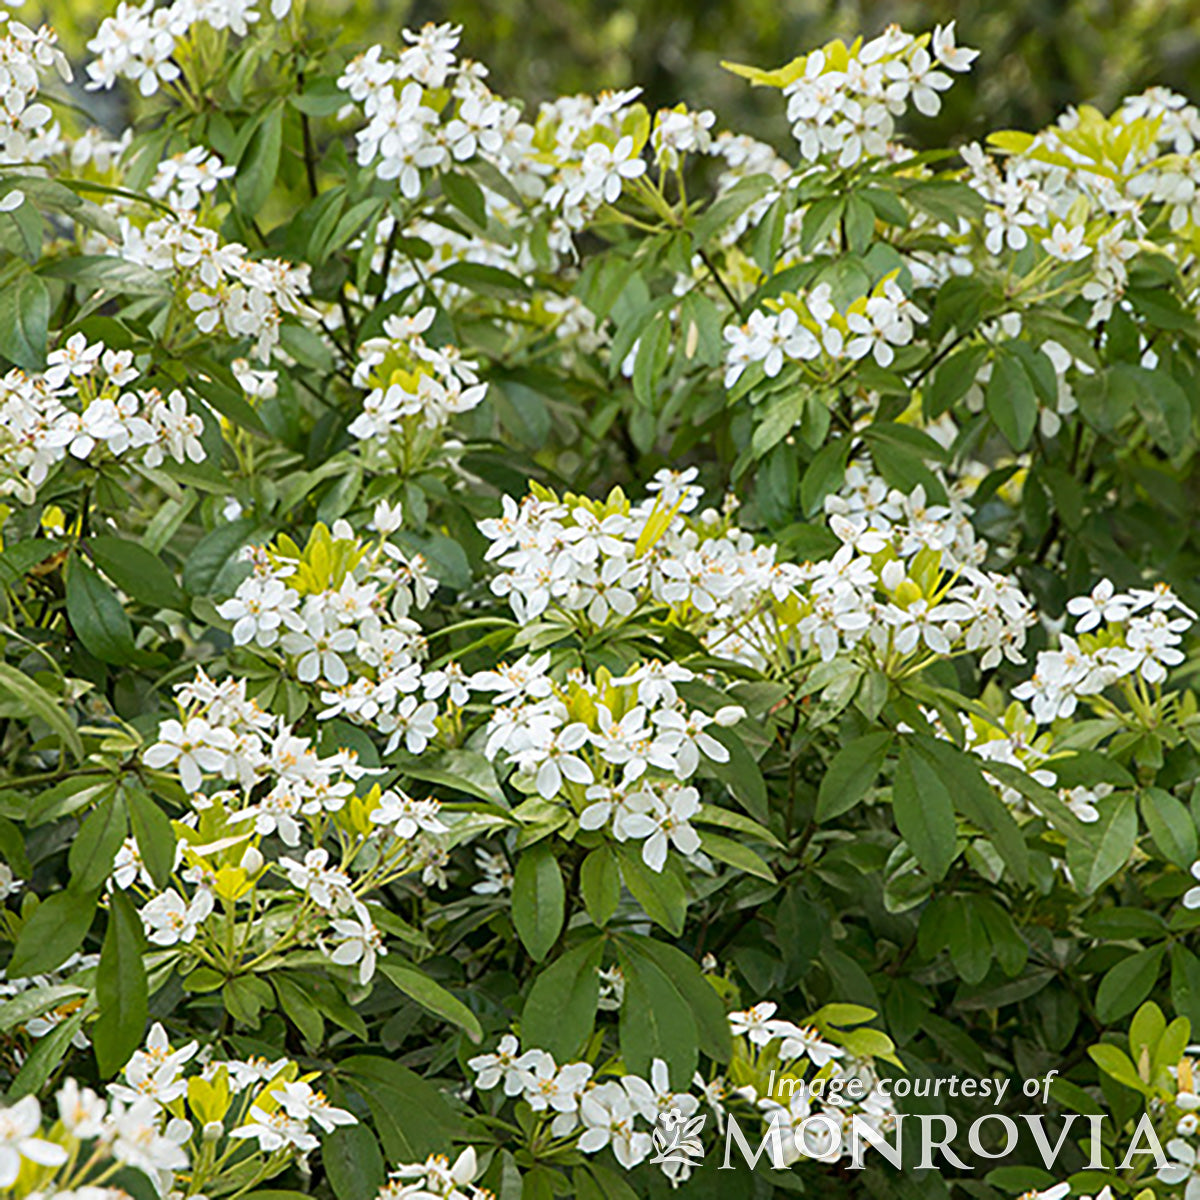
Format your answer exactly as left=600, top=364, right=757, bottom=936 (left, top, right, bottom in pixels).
left=1120, top=364, right=1192, bottom=456
left=915, top=736, right=1030, bottom=886
left=93, top=891, right=148, bottom=1076
left=378, top=961, right=483, bottom=1043
left=0, top=984, right=87, bottom=1033
left=986, top=344, right=1039, bottom=450
left=9, top=1007, right=88, bottom=1099
left=892, top=741, right=957, bottom=881
left=982, top=761, right=1092, bottom=846
left=1088, top=1043, right=1150, bottom=1094
left=437, top=261, right=530, bottom=297
left=693, top=804, right=782, bottom=848
left=800, top=437, right=852, bottom=517
left=1066, top=793, right=1137, bottom=894
left=0, top=269, right=50, bottom=370
left=68, top=791, right=128, bottom=892
left=904, top=179, right=985, bottom=224
left=616, top=943, right=697, bottom=1083
left=816, top=731, right=892, bottom=822
left=441, top=171, right=487, bottom=228
left=238, top=105, right=284, bottom=217
left=704, top=725, right=768, bottom=822
left=1095, top=946, right=1166, bottom=1024
left=190, top=373, right=267, bottom=435
left=580, top=846, right=620, bottom=927
left=0, top=816, right=31, bottom=877
left=272, top=975, right=324, bottom=1046
left=9, top=887, right=100, bottom=977
left=88, top=536, right=186, bottom=610
left=182, top=518, right=261, bottom=595
left=632, top=311, right=670, bottom=407
left=339, top=1056, right=464, bottom=1163
left=0, top=663, right=82, bottom=762
left=65, top=558, right=139, bottom=665
left=511, top=841, right=565, bottom=961
left=617, top=844, right=687, bottom=935
left=800, top=196, right=845, bottom=253
left=126, top=787, right=178, bottom=890
left=324, top=1124, right=385, bottom=1200
left=698, top=831, right=775, bottom=881
left=632, top=938, right=731, bottom=1064
left=1141, top=787, right=1198, bottom=869
left=522, top=936, right=603, bottom=1060
left=843, top=193, right=876, bottom=254
left=691, top=173, right=774, bottom=245
left=926, top=343, right=987, bottom=418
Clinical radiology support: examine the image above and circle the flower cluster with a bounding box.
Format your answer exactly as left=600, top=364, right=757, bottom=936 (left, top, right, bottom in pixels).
left=86, top=0, right=285, bottom=96
left=0, top=334, right=206, bottom=501
left=348, top=306, right=488, bottom=451
left=107, top=211, right=312, bottom=362
left=338, top=22, right=535, bottom=200
left=1014, top=579, right=1197, bottom=723
left=723, top=275, right=927, bottom=386
left=780, top=25, right=976, bottom=167
left=0, top=1022, right=350, bottom=1199
left=727, top=1001, right=897, bottom=1168
left=137, top=668, right=452, bottom=982
left=0, top=11, right=69, bottom=169
left=479, top=654, right=742, bottom=871
left=147, top=146, right=234, bottom=211
left=375, top=1147, right=485, bottom=1200
left=215, top=516, right=447, bottom=754
left=462, top=1001, right=895, bottom=1182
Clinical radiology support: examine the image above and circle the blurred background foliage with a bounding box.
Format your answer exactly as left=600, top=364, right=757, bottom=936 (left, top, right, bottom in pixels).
left=30, top=0, right=1200, bottom=143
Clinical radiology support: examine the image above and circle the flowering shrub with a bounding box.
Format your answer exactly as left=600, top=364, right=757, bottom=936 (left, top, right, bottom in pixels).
left=3, top=3, right=1200, bottom=1197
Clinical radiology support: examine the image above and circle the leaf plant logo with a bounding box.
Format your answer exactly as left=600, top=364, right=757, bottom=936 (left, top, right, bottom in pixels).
left=651, top=1107, right=708, bottom=1167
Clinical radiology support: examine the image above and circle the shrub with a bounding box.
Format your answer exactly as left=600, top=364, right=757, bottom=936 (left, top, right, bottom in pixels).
left=1, top=7, right=1200, bottom=1199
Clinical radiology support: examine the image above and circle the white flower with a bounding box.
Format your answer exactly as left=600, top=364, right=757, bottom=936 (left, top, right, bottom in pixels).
left=1067, top=579, right=1130, bottom=632
left=217, top=577, right=303, bottom=646
left=1158, top=1141, right=1200, bottom=1200
left=281, top=611, right=358, bottom=685
left=140, top=888, right=213, bottom=947
left=386, top=1147, right=479, bottom=1198
left=274, top=1081, right=355, bottom=1132
left=0, top=1097, right=67, bottom=1188
left=620, top=784, right=702, bottom=872
left=369, top=790, right=446, bottom=839
left=932, top=22, right=979, bottom=71
left=729, top=1002, right=782, bottom=1047
left=231, top=1104, right=318, bottom=1153
left=778, top=1024, right=845, bottom=1067
left=143, top=718, right=233, bottom=792
left=57, top=1079, right=107, bottom=1139
left=578, top=1081, right=652, bottom=1168
left=580, top=135, right=646, bottom=203
left=1042, top=222, right=1091, bottom=262
left=328, top=911, right=384, bottom=984
left=468, top=1034, right=536, bottom=1095
left=528, top=723, right=594, bottom=798
left=0, top=864, right=21, bottom=902
left=108, top=1097, right=190, bottom=1176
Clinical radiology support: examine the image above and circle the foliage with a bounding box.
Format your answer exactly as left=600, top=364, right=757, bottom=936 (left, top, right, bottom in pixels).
left=1, top=4, right=1200, bottom=1199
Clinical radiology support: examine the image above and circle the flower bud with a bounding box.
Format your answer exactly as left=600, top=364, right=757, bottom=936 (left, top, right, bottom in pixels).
left=203, top=1120, right=224, bottom=1143
left=240, top=846, right=263, bottom=875
left=881, top=559, right=906, bottom=591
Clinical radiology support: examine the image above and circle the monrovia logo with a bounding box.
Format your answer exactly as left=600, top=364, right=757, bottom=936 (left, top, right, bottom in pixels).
left=650, top=1108, right=708, bottom=1168
left=651, top=1107, right=1170, bottom=1174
